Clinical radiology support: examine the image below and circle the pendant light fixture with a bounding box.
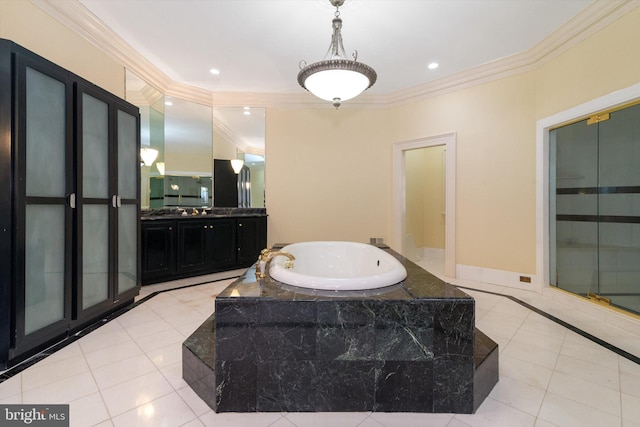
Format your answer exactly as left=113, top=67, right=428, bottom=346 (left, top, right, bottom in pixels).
left=297, top=0, right=376, bottom=109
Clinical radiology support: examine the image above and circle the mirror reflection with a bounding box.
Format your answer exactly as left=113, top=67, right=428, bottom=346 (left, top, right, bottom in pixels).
left=126, top=70, right=266, bottom=210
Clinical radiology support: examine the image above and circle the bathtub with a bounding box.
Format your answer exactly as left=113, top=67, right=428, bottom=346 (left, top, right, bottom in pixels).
left=268, top=241, right=408, bottom=290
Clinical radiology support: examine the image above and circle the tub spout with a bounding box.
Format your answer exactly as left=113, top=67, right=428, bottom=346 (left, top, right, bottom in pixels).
left=255, top=249, right=295, bottom=279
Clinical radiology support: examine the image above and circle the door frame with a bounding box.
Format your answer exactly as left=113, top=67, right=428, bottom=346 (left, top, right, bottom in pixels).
left=392, top=133, right=456, bottom=277
left=536, top=82, right=640, bottom=293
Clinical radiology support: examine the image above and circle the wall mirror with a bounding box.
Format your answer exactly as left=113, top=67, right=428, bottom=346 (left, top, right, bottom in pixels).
left=126, top=70, right=265, bottom=209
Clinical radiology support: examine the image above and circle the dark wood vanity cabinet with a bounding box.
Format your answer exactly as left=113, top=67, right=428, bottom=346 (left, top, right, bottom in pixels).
left=141, top=216, right=266, bottom=284
left=237, top=216, right=268, bottom=265
left=141, top=221, right=176, bottom=282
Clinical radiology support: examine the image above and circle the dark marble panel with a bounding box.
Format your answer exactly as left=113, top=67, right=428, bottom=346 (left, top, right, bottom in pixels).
left=182, top=345, right=216, bottom=410
left=215, top=360, right=258, bottom=412
left=214, top=325, right=257, bottom=361
left=313, top=361, right=377, bottom=412
left=215, top=300, right=260, bottom=324
left=433, top=301, right=475, bottom=359
left=183, top=315, right=215, bottom=367
left=375, top=322, right=434, bottom=361
left=256, top=361, right=318, bottom=412
left=433, top=358, right=474, bottom=413
left=374, top=301, right=435, bottom=361
left=375, top=361, right=433, bottom=412
left=474, top=328, right=499, bottom=412
left=255, top=323, right=317, bottom=361
left=316, top=301, right=375, bottom=361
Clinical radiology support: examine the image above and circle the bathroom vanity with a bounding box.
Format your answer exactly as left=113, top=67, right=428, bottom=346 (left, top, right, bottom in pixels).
left=183, top=245, right=498, bottom=413
left=141, top=208, right=267, bottom=284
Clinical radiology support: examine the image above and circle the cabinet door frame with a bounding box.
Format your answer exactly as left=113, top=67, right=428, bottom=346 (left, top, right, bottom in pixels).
left=73, top=81, right=141, bottom=325
left=141, top=220, right=176, bottom=282
left=11, top=49, right=74, bottom=356
left=176, top=220, right=209, bottom=274
left=237, top=216, right=268, bottom=266
left=0, top=40, right=11, bottom=367
left=208, top=218, right=237, bottom=270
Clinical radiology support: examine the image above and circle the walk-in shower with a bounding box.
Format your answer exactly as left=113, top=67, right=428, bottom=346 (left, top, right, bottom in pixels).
left=549, top=103, right=640, bottom=315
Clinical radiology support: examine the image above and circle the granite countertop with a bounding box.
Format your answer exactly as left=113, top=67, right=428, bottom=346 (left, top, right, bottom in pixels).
left=141, top=207, right=267, bottom=220
left=216, top=246, right=472, bottom=303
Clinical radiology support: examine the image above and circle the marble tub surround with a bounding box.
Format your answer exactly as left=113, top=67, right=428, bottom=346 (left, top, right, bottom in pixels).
left=183, top=246, right=499, bottom=413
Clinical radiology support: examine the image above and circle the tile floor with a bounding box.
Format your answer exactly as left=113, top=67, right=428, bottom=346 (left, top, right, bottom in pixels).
left=1, top=263, right=640, bottom=427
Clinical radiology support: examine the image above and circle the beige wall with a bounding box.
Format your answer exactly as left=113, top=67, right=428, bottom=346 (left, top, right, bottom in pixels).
left=535, top=7, right=640, bottom=119
left=0, top=0, right=124, bottom=97
left=266, top=108, right=391, bottom=245
left=212, top=128, right=238, bottom=160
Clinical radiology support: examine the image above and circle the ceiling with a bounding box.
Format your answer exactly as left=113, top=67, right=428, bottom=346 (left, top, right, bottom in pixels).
left=76, top=0, right=594, bottom=98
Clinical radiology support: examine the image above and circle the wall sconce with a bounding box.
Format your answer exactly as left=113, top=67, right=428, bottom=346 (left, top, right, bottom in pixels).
left=140, top=147, right=159, bottom=166
left=156, top=162, right=165, bottom=175
left=231, top=159, right=244, bottom=174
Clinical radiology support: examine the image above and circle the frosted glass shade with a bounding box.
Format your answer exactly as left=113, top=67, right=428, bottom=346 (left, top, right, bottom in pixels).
left=297, top=59, right=376, bottom=107
left=231, top=159, right=244, bottom=174
left=140, top=147, right=158, bottom=166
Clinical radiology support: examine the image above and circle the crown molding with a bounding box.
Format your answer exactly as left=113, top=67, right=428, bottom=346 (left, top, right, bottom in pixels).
left=31, top=0, right=640, bottom=110
left=383, top=0, right=640, bottom=108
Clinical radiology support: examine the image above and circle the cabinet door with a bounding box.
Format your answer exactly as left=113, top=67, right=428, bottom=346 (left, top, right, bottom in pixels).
left=75, top=84, right=140, bottom=321
left=208, top=218, right=236, bottom=270
left=141, top=221, right=175, bottom=283
left=237, top=217, right=267, bottom=266
left=115, top=106, right=140, bottom=298
left=13, top=53, right=73, bottom=354
left=77, top=90, right=111, bottom=315
left=177, top=220, right=208, bottom=274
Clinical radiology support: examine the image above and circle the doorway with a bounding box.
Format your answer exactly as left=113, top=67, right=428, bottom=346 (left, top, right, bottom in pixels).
left=393, top=133, right=456, bottom=277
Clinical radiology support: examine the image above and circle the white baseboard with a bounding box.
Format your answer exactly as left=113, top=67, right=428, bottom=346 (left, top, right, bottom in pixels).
left=456, top=264, right=538, bottom=292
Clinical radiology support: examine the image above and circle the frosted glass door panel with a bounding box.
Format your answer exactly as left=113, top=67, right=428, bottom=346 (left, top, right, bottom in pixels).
left=597, top=105, right=640, bottom=314
left=555, top=221, right=598, bottom=295
left=598, top=104, right=640, bottom=188
left=83, top=94, right=109, bottom=198
left=118, top=110, right=138, bottom=199
left=554, top=120, right=598, bottom=188
left=82, top=205, right=109, bottom=309
left=599, top=222, right=640, bottom=313
left=25, top=67, right=66, bottom=198
left=25, top=206, right=65, bottom=335
left=118, top=205, right=138, bottom=293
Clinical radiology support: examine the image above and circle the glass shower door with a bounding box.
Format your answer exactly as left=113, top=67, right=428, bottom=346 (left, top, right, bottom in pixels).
left=551, top=119, right=599, bottom=297
left=551, top=103, right=640, bottom=315
left=596, top=104, right=640, bottom=313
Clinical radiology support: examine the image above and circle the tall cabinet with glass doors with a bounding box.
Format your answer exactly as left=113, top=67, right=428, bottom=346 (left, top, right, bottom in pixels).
left=0, top=39, right=140, bottom=369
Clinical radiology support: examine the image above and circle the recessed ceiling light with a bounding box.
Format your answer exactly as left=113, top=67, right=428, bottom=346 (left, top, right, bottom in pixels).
left=428, top=62, right=439, bottom=70
left=210, top=68, right=220, bottom=75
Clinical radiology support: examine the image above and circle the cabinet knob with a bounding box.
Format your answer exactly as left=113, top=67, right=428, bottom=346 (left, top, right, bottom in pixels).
left=169, top=227, right=173, bottom=231
left=204, top=225, right=208, bottom=229
left=239, top=223, right=243, bottom=227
